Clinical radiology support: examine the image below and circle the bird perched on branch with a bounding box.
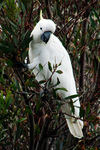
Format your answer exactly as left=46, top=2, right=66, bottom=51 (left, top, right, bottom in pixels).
left=27, top=14, right=83, bottom=138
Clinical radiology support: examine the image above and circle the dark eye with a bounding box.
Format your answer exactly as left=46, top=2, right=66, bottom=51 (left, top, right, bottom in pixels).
left=40, top=27, right=42, bottom=30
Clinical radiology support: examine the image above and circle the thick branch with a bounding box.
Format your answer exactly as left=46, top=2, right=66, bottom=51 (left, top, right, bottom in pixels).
left=79, top=1, right=88, bottom=96
left=35, top=114, right=50, bottom=150
left=14, top=68, right=35, bottom=150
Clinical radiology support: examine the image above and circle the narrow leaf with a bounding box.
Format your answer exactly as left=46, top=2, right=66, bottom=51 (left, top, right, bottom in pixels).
left=85, top=102, right=90, bottom=117
left=2, top=25, right=15, bottom=36
left=0, top=2, right=6, bottom=10
left=91, top=7, right=100, bottom=24
left=16, top=117, right=27, bottom=123
left=55, top=87, right=68, bottom=92
left=21, top=2, right=25, bottom=13
left=79, top=107, right=84, bottom=118
left=56, top=77, right=60, bottom=86
left=90, top=12, right=96, bottom=28
left=56, top=70, right=63, bottom=74
left=48, top=61, right=52, bottom=72
left=65, top=94, right=79, bottom=100
left=8, top=19, right=17, bottom=29
left=70, top=100, right=75, bottom=114
left=39, top=80, right=46, bottom=84
left=39, top=63, right=43, bottom=71
left=25, top=107, right=32, bottom=114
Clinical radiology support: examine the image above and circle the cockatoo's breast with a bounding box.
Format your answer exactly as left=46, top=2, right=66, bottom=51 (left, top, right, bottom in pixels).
left=29, top=34, right=74, bottom=87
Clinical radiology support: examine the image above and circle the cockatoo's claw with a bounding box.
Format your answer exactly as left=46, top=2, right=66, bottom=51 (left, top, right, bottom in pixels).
left=13, top=61, right=28, bottom=69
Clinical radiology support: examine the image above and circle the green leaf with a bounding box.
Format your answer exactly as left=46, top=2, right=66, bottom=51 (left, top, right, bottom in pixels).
left=39, top=63, right=43, bottom=71
left=0, top=91, right=4, bottom=110
left=52, top=89, right=57, bottom=99
left=70, top=100, right=75, bottom=114
left=21, top=33, right=32, bottom=49
left=90, top=12, right=96, bottom=28
left=55, top=87, right=68, bottom=92
left=91, top=7, right=100, bottom=24
left=0, top=45, right=12, bottom=53
left=73, top=25, right=81, bottom=46
left=56, top=70, right=63, bottom=74
left=8, top=19, right=17, bottom=29
left=2, top=25, right=15, bottom=36
left=25, top=79, right=37, bottom=87
left=15, top=78, right=21, bottom=91
left=5, top=90, right=13, bottom=108
left=21, top=30, right=32, bottom=48
left=48, top=61, right=52, bottom=72
left=85, top=102, right=90, bottom=117
left=10, top=81, right=17, bottom=91
left=0, top=2, right=6, bottom=10
left=21, top=2, right=26, bottom=13
left=17, top=109, right=21, bottom=116
left=65, top=94, right=79, bottom=100
left=0, top=40, right=16, bottom=55
left=53, top=77, right=60, bottom=88
left=56, top=77, right=60, bottom=86
left=6, top=97, right=13, bottom=109
left=15, top=117, right=27, bottom=123
left=18, top=14, right=21, bottom=25
left=21, top=30, right=29, bottom=43
left=6, top=59, right=13, bottom=67
left=0, top=75, right=5, bottom=84
left=35, top=123, right=40, bottom=135
left=25, top=106, right=32, bottom=114
left=36, top=98, right=41, bottom=113
left=39, top=80, right=46, bottom=84
left=79, top=107, right=84, bottom=118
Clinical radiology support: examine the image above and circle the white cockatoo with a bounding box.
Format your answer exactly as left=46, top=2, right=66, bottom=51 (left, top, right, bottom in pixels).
left=27, top=17, right=83, bottom=138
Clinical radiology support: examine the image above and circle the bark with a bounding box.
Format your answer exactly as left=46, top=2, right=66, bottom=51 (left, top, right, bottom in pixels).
left=79, top=1, right=88, bottom=98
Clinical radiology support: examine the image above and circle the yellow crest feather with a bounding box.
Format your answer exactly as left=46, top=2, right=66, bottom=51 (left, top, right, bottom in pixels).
left=40, top=10, right=43, bottom=20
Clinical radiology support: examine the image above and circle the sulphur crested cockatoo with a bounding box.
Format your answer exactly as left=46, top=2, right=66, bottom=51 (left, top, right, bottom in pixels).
left=27, top=18, right=83, bottom=138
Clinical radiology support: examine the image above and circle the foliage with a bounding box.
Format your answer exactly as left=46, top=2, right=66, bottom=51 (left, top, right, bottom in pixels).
left=0, top=0, right=100, bottom=150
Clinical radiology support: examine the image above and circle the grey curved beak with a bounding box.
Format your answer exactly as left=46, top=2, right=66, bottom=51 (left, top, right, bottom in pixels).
left=41, top=31, right=52, bottom=43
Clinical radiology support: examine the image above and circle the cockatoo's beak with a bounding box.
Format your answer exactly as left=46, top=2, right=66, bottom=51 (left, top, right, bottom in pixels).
left=40, top=10, right=43, bottom=20
left=41, top=31, right=52, bottom=43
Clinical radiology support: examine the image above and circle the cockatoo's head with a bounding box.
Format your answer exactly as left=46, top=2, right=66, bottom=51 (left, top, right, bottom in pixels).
left=31, top=19, right=56, bottom=44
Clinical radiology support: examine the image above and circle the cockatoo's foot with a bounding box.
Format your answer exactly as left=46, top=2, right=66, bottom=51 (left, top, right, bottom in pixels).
left=13, top=61, right=28, bottom=69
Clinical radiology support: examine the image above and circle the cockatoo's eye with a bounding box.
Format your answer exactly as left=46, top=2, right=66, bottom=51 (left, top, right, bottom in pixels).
left=40, top=27, right=42, bottom=30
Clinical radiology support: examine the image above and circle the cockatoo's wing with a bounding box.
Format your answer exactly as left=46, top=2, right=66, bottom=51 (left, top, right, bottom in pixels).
left=28, top=19, right=84, bottom=138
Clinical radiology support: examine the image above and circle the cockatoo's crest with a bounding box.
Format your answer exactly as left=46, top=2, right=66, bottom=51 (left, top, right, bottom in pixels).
left=40, top=10, right=43, bottom=20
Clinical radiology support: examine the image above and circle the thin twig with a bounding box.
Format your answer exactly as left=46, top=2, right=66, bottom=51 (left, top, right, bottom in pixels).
left=57, top=0, right=98, bottom=35
left=45, top=0, right=52, bottom=19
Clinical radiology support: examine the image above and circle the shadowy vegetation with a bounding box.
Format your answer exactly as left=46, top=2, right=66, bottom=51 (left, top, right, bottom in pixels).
left=0, top=0, right=100, bottom=149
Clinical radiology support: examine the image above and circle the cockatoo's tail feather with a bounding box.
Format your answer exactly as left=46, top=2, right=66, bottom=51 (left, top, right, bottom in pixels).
left=66, top=117, right=83, bottom=138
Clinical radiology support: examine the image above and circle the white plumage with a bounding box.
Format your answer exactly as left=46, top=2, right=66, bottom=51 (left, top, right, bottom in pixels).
left=28, top=18, right=83, bottom=138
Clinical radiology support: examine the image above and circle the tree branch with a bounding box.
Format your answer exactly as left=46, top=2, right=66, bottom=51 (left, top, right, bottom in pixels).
left=35, top=114, right=50, bottom=150
left=45, top=0, right=52, bottom=19
left=14, top=68, right=35, bottom=150
left=79, top=1, right=88, bottom=98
